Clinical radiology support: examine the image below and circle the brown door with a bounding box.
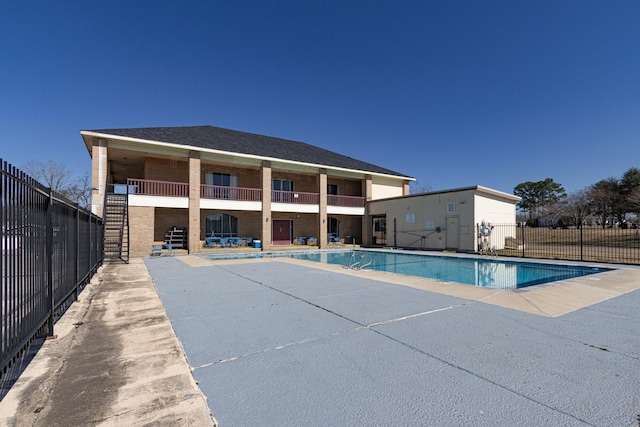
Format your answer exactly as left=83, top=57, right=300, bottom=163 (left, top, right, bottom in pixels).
left=272, top=219, right=292, bottom=245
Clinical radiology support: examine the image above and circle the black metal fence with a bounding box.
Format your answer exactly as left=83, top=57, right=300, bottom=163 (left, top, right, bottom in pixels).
left=479, top=223, right=640, bottom=265
left=1, top=159, right=103, bottom=382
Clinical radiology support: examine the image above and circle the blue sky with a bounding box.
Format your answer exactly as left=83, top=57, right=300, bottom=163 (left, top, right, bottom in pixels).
left=1, top=1, right=638, bottom=194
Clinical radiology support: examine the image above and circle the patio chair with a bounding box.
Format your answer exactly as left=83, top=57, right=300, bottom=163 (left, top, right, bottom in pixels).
left=205, top=231, right=224, bottom=248
left=328, top=234, right=342, bottom=248
left=228, top=237, right=242, bottom=247
left=151, top=245, right=162, bottom=256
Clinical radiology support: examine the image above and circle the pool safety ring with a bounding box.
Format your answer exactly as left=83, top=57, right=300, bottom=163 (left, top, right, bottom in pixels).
left=480, top=225, right=491, bottom=237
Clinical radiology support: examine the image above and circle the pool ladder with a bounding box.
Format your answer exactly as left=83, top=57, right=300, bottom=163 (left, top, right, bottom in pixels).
left=345, top=252, right=373, bottom=271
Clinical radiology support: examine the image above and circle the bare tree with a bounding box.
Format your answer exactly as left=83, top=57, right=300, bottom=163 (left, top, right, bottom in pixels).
left=538, top=202, right=563, bottom=228
left=66, top=171, right=92, bottom=209
left=22, top=160, right=91, bottom=207
left=409, top=181, right=433, bottom=194
left=562, top=189, right=592, bottom=228
left=23, top=160, right=72, bottom=194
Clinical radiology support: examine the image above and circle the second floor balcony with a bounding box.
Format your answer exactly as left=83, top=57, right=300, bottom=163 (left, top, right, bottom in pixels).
left=125, top=179, right=365, bottom=209
left=201, top=184, right=262, bottom=202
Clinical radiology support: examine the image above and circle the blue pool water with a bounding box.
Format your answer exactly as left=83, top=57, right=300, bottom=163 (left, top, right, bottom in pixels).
left=289, top=250, right=610, bottom=290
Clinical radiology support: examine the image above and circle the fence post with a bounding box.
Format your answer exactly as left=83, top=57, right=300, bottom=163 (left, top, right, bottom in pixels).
left=521, top=226, right=526, bottom=258
left=74, top=203, right=80, bottom=300
left=45, top=188, right=56, bottom=338
left=89, top=210, right=92, bottom=273
left=0, top=161, right=4, bottom=355
left=580, top=224, right=584, bottom=261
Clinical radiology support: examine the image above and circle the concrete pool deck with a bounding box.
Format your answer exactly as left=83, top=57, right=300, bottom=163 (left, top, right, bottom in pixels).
left=156, top=254, right=640, bottom=425
left=182, top=253, right=640, bottom=318
left=2, top=253, right=639, bottom=425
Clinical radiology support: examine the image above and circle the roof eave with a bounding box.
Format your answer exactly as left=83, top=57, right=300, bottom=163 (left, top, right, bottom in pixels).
left=80, top=130, right=414, bottom=181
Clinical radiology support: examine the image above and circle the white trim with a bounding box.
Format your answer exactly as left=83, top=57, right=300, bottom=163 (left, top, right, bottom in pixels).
left=271, top=203, right=319, bottom=213
left=128, top=195, right=188, bottom=208
left=447, top=202, right=456, bottom=213
left=327, top=206, right=365, bottom=216
left=119, top=194, right=364, bottom=215
left=200, top=199, right=262, bottom=211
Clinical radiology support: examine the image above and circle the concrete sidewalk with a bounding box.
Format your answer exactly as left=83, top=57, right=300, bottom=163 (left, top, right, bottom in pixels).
left=0, top=259, right=216, bottom=427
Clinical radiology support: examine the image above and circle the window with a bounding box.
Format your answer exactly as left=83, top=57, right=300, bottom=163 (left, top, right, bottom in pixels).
left=206, top=213, right=238, bottom=238
left=327, top=184, right=339, bottom=195
left=327, top=217, right=340, bottom=242
left=206, top=172, right=238, bottom=187
left=273, top=179, right=293, bottom=191
left=273, top=179, right=294, bottom=202
left=447, top=202, right=456, bottom=214
left=205, top=172, right=238, bottom=199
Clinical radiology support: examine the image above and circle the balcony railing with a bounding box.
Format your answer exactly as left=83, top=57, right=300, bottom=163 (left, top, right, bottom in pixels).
left=201, top=184, right=262, bottom=202
left=328, top=194, right=365, bottom=208
left=124, top=179, right=365, bottom=207
left=127, top=179, right=188, bottom=197
left=272, top=190, right=319, bottom=205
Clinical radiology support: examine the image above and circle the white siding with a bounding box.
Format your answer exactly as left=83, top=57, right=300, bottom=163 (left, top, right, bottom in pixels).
left=371, top=177, right=404, bottom=200
left=474, top=195, right=516, bottom=225
left=367, top=186, right=519, bottom=252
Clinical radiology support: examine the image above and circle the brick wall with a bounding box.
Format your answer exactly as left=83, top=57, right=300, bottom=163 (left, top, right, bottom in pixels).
left=155, top=208, right=189, bottom=241
left=328, top=215, right=362, bottom=244
left=144, top=158, right=189, bottom=182
left=201, top=163, right=261, bottom=188
left=129, top=206, right=155, bottom=256
left=327, top=178, right=363, bottom=196
left=272, top=171, right=317, bottom=193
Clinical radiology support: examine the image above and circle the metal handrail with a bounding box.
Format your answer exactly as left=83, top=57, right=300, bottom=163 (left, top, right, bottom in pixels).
left=327, top=194, right=365, bottom=207
left=126, top=178, right=188, bottom=197
left=272, top=190, right=319, bottom=204
left=201, top=184, right=262, bottom=201
left=345, top=252, right=373, bottom=270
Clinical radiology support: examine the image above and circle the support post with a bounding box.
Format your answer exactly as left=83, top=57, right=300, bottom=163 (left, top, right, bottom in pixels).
left=45, top=188, right=56, bottom=339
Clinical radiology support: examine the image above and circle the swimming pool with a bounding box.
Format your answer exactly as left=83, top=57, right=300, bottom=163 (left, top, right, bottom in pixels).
left=289, top=250, right=610, bottom=290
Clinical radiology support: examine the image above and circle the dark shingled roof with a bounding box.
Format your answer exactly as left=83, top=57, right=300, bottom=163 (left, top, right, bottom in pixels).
left=86, top=125, right=410, bottom=178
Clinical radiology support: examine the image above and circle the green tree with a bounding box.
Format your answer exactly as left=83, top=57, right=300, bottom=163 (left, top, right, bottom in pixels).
left=514, top=178, right=566, bottom=224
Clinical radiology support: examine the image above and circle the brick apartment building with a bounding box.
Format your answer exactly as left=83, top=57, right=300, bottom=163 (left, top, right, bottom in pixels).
left=81, top=125, right=414, bottom=257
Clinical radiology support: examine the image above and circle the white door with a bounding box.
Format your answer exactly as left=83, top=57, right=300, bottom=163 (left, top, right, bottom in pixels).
left=446, top=217, right=459, bottom=249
